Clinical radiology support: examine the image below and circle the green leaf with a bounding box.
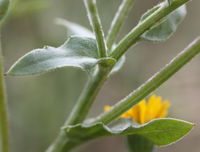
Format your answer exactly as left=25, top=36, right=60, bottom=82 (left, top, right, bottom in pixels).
left=54, top=18, right=125, bottom=75
left=55, top=18, right=94, bottom=38
left=64, top=118, right=194, bottom=146
left=127, top=135, right=155, bottom=152
left=140, top=5, right=187, bottom=41
left=7, top=36, right=115, bottom=76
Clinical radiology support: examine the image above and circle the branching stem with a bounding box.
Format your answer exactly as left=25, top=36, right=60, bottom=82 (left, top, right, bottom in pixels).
left=110, top=0, right=190, bottom=60
left=95, top=37, right=200, bottom=124
left=46, top=0, right=193, bottom=151
left=106, top=0, right=135, bottom=51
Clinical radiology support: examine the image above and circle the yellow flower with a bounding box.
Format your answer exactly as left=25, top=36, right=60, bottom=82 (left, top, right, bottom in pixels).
left=104, top=94, right=170, bottom=124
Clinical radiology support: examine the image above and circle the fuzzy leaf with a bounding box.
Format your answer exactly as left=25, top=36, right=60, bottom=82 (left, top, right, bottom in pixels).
left=140, top=5, right=187, bottom=41
left=55, top=18, right=94, bottom=38
left=55, top=19, right=125, bottom=75
left=7, top=36, right=115, bottom=76
left=64, top=118, right=194, bottom=146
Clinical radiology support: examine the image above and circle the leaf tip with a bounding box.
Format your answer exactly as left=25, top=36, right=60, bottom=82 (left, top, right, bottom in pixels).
left=192, top=123, right=196, bottom=127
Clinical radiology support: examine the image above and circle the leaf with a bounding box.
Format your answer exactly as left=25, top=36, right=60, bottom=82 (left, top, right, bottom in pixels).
left=55, top=18, right=94, bottom=38
left=64, top=118, right=194, bottom=146
left=54, top=19, right=124, bottom=75
left=127, top=135, right=155, bottom=152
left=7, top=36, right=115, bottom=76
left=140, top=4, right=187, bottom=41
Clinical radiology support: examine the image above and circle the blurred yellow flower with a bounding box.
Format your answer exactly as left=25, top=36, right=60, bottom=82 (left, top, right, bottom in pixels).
left=104, top=94, right=170, bottom=124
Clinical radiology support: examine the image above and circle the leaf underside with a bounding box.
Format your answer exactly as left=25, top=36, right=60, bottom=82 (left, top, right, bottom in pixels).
left=55, top=18, right=126, bottom=75
left=140, top=4, right=187, bottom=41
left=7, top=36, right=117, bottom=76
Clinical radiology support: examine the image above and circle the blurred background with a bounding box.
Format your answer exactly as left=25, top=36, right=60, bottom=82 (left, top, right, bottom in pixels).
left=2, top=0, right=200, bottom=152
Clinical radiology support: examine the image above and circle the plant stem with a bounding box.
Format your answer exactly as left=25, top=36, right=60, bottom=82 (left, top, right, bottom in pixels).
left=0, top=1, right=10, bottom=151
left=65, top=67, right=110, bottom=125
left=106, top=0, right=134, bottom=51
left=0, top=42, right=9, bottom=152
left=46, top=131, right=79, bottom=152
left=46, top=0, right=193, bottom=151
left=110, top=0, right=190, bottom=60
left=47, top=36, right=200, bottom=151
left=47, top=37, right=200, bottom=152
left=84, top=0, right=107, bottom=57
left=94, top=37, right=200, bottom=124
left=46, top=66, right=111, bottom=152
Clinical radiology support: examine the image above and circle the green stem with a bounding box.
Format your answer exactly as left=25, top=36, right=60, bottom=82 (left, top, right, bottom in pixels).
left=94, top=37, right=200, bottom=124
left=0, top=42, right=9, bottom=152
left=110, top=0, right=190, bottom=60
left=46, top=37, right=200, bottom=152
left=106, top=0, right=134, bottom=51
left=46, top=0, right=193, bottom=151
left=46, top=131, right=79, bottom=152
left=65, top=67, right=110, bottom=125
left=0, top=1, right=10, bottom=151
left=46, top=66, right=110, bottom=152
left=84, top=0, right=107, bottom=57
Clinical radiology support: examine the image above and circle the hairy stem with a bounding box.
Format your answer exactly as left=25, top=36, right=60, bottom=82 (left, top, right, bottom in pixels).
left=46, top=0, right=193, bottom=151
left=106, top=0, right=135, bottom=51
left=46, top=131, right=79, bottom=152
left=46, top=66, right=111, bottom=152
left=94, top=37, right=200, bottom=124
left=84, top=0, right=107, bottom=57
left=65, top=68, right=110, bottom=125
left=110, top=0, right=190, bottom=60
